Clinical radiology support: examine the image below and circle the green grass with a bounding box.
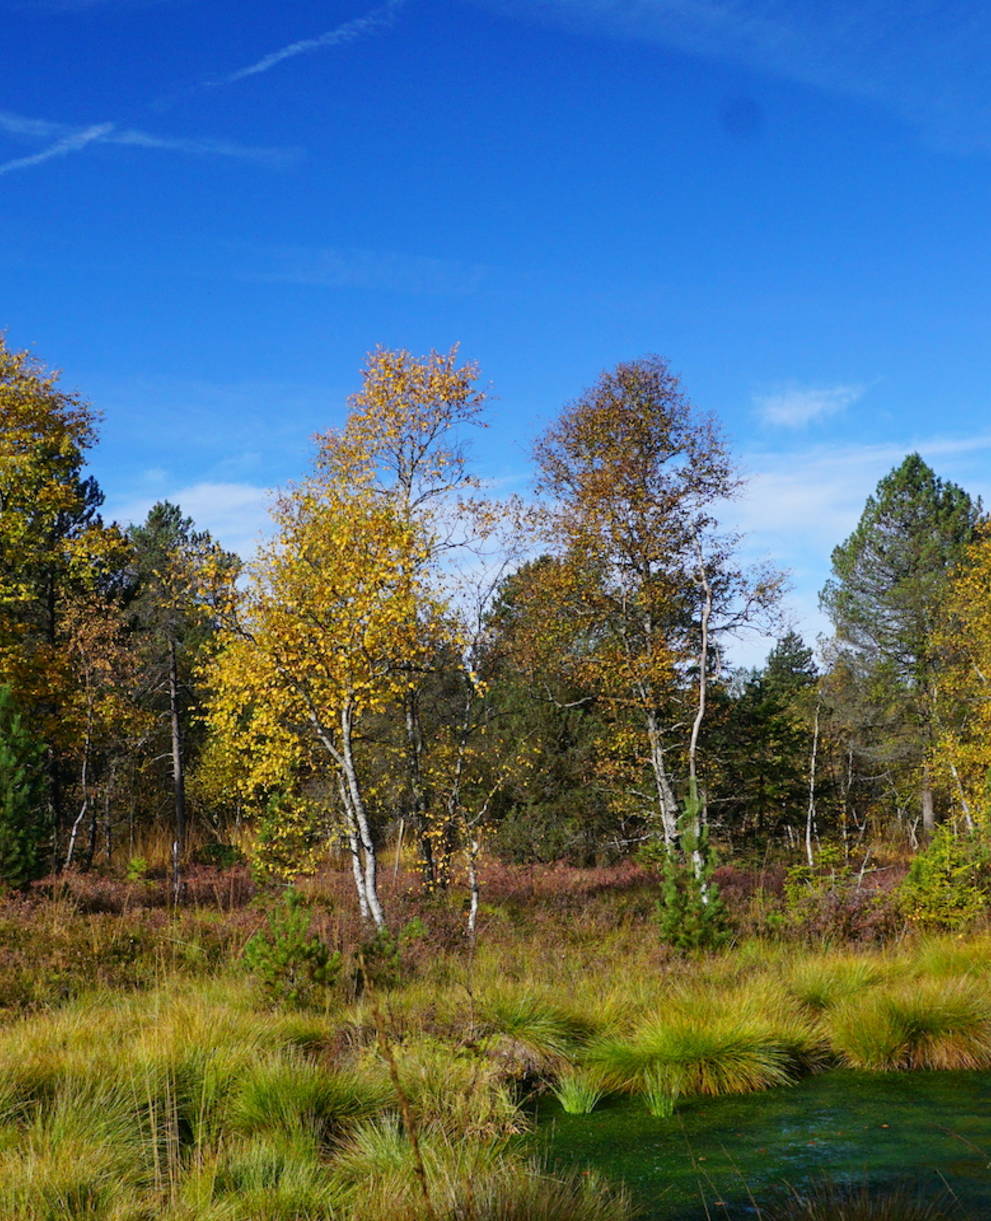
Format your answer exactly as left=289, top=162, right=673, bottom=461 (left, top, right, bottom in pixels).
left=551, top=1068, right=608, bottom=1114
left=227, top=1056, right=392, bottom=1144
left=4, top=897, right=991, bottom=1215
left=829, top=977, right=991, bottom=1070
left=588, top=1012, right=804, bottom=1113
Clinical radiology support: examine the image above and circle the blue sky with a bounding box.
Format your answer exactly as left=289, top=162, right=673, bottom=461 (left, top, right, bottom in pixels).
left=3, top=0, right=991, bottom=665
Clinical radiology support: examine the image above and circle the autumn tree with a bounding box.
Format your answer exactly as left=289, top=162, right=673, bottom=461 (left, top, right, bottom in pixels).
left=60, top=591, right=148, bottom=869
left=533, top=355, right=776, bottom=853
left=314, top=345, right=488, bottom=884
left=204, top=477, right=442, bottom=928
left=820, top=454, right=981, bottom=834
left=933, top=524, right=991, bottom=825
left=0, top=336, right=126, bottom=837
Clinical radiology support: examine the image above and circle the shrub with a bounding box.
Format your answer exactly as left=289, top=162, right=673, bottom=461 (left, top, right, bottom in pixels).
left=355, top=920, right=425, bottom=993
left=781, top=851, right=902, bottom=944
left=244, top=888, right=341, bottom=1008
left=899, top=822, right=991, bottom=930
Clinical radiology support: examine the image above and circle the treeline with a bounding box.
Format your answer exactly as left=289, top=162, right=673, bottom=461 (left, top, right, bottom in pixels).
left=2, top=335, right=991, bottom=926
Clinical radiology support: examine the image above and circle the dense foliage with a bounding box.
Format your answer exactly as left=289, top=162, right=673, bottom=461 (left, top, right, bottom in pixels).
left=2, top=332, right=991, bottom=940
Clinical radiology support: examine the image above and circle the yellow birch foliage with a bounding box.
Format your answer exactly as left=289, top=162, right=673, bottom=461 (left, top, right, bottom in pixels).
left=0, top=337, right=128, bottom=744
left=202, top=480, right=442, bottom=860
left=935, top=525, right=991, bottom=821
left=317, top=344, right=486, bottom=505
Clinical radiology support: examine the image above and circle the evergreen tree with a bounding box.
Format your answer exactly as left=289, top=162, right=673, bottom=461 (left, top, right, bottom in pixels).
left=714, top=632, right=818, bottom=851
left=820, top=454, right=981, bottom=832
left=127, top=502, right=238, bottom=889
left=0, top=685, right=48, bottom=888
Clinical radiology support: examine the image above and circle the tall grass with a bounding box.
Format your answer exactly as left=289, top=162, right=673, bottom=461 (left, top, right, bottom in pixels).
left=829, top=977, right=991, bottom=1070
left=588, top=1012, right=805, bottom=1115
left=551, top=1068, right=607, bottom=1115
left=4, top=885, right=991, bottom=1216
left=228, top=1056, right=392, bottom=1144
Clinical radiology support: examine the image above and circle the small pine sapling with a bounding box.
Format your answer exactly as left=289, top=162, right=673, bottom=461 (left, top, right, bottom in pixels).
left=243, top=887, right=341, bottom=1008
left=655, top=786, right=729, bottom=954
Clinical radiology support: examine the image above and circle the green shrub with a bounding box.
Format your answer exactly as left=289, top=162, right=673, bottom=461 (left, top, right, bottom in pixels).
left=899, top=822, right=991, bottom=930
left=355, top=920, right=425, bottom=992
left=244, top=889, right=341, bottom=1009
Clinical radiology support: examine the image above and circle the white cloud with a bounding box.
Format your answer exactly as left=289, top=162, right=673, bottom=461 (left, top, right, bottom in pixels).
left=0, top=107, right=296, bottom=177
left=754, top=382, right=865, bottom=428
left=220, top=0, right=405, bottom=85
left=108, top=481, right=273, bottom=560
left=721, top=430, right=991, bottom=667
left=0, top=122, right=112, bottom=176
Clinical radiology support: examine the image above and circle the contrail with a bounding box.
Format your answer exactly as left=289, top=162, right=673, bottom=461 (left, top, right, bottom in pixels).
left=0, top=110, right=69, bottom=140
left=0, top=122, right=113, bottom=176
left=0, top=108, right=298, bottom=177
left=221, top=0, right=404, bottom=84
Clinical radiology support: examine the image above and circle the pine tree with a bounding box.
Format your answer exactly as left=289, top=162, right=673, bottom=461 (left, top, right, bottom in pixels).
left=0, top=685, right=48, bottom=888
left=820, top=453, right=981, bottom=832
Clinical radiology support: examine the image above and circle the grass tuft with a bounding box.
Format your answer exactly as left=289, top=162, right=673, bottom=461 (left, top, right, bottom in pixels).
left=551, top=1068, right=608, bottom=1115
left=227, top=1056, right=392, bottom=1144
left=829, top=977, right=991, bottom=1070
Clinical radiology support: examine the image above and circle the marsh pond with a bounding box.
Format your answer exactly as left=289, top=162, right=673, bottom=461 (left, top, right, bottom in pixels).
left=539, top=1070, right=991, bottom=1218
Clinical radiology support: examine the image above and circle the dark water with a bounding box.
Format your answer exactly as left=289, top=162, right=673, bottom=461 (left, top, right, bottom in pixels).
left=537, top=1071, right=991, bottom=1218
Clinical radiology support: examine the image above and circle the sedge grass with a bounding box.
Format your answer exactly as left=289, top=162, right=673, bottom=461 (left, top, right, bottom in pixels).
left=551, top=1068, right=608, bottom=1114
left=589, top=1013, right=801, bottom=1112
left=829, top=977, right=991, bottom=1070
left=227, top=1055, right=393, bottom=1144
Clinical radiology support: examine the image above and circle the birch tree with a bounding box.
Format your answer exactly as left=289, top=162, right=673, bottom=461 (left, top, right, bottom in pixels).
left=204, top=481, right=442, bottom=929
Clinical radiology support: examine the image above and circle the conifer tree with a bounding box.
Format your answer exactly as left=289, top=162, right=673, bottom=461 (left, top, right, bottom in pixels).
left=0, top=684, right=48, bottom=888
left=820, top=453, right=981, bottom=832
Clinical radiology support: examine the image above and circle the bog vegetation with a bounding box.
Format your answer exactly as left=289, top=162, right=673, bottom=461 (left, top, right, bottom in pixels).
left=4, top=333, right=991, bottom=1215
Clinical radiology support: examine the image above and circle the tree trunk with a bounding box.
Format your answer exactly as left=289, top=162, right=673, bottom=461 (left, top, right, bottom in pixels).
left=168, top=636, right=187, bottom=903
left=404, top=690, right=436, bottom=886
left=921, top=764, right=935, bottom=836
left=805, top=700, right=820, bottom=869
left=340, top=702, right=386, bottom=929
left=645, top=709, right=680, bottom=847
left=338, top=774, right=371, bottom=921
left=466, top=835, right=481, bottom=942
left=688, top=542, right=714, bottom=884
